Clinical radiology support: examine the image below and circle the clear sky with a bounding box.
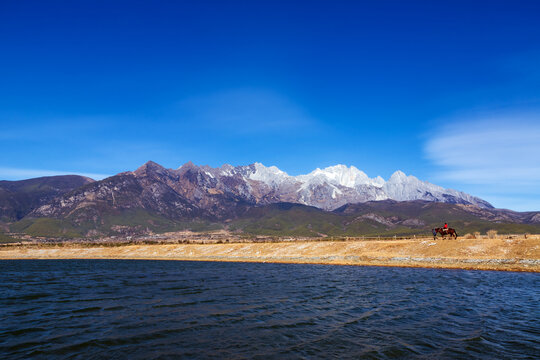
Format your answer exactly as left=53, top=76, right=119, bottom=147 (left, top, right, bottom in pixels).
left=1, top=1, right=539, bottom=211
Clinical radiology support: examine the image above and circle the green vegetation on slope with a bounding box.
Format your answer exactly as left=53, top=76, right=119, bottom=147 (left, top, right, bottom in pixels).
left=8, top=201, right=540, bottom=239
left=230, top=202, right=540, bottom=237
left=10, top=208, right=224, bottom=239
left=10, top=218, right=83, bottom=238
left=0, top=232, right=22, bottom=244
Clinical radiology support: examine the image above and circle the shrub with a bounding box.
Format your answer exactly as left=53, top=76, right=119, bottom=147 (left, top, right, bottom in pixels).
left=487, top=230, right=498, bottom=239
left=473, top=231, right=481, bottom=239
left=463, top=233, right=474, bottom=239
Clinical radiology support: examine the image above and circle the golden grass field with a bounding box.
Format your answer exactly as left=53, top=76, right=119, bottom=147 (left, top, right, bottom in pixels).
left=1, top=235, right=539, bottom=272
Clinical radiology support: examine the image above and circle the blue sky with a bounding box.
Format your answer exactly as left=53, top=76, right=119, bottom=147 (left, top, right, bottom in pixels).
left=1, top=1, right=539, bottom=211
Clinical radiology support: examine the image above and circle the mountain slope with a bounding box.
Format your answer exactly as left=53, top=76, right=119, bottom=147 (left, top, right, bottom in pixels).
left=130, top=161, right=492, bottom=210
left=0, top=175, right=94, bottom=222
left=24, top=162, right=252, bottom=236
left=188, top=162, right=492, bottom=210
left=230, top=200, right=540, bottom=237
left=74, top=161, right=492, bottom=212
left=5, top=161, right=538, bottom=239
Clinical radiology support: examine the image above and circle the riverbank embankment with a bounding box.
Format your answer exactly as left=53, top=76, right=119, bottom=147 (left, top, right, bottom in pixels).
left=1, top=236, right=538, bottom=272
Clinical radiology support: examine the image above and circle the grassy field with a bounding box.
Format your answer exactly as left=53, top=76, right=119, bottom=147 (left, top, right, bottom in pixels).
left=0, top=232, right=22, bottom=244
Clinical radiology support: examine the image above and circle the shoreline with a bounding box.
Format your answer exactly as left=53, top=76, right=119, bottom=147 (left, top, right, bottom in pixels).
left=1, top=237, right=539, bottom=272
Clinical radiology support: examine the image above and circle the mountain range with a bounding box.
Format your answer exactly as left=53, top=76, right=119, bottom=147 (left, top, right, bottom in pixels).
left=1, top=161, right=538, bottom=239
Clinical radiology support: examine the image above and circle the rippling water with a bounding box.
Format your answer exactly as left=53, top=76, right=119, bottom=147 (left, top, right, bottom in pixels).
left=0, top=260, right=538, bottom=359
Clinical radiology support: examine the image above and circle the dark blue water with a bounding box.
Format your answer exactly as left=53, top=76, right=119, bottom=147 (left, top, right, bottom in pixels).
left=0, top=260, right=538, bottom=359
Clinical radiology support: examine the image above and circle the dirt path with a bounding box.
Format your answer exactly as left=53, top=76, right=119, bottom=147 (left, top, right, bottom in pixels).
left=1, top=237, right=539, bottom=272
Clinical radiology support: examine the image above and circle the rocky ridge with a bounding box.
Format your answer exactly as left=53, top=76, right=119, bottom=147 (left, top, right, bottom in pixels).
left=0, top=175, right=94, bottom=221
left=0, top=161, right=537, bottom=238
left=30, top=161, right=494, bottom=221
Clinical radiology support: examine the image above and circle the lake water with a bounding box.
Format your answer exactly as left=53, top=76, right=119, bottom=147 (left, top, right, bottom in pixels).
left=0, top=260, right=538, bottom=359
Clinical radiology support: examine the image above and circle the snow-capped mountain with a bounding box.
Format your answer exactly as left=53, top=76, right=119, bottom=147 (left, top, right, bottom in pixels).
left=14, top=161, right=540, bottom=239
left=31, top=161, right=493, bottom=223
left=177, top=161, right=492, bottom=210
left=226, top=162, right=492, bottom=210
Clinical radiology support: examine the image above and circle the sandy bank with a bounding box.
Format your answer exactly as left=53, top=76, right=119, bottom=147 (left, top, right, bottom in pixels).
left=1, top=237, right=539, bottom=272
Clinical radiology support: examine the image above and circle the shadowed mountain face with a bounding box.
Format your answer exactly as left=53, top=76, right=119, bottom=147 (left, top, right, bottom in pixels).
left=0, top=175, right=94, bottom=222
left=2, top=161, right=539, bottom=238
left=229, top=200, right=540, bottom=237
left=334, top=200, right=540, bottom=226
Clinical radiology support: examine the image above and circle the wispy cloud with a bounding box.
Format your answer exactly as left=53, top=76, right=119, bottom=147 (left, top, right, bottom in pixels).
left=0, top=167, right=110, bottom=181
left=0, top=114, right=120, bottom=141
left=424, top=110, right=540, bottom=210
left=175, top=89, right=317, bottom=135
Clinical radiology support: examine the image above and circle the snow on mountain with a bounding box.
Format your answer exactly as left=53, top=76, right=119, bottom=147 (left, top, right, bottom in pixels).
left=382, top=170, right=492, bottom=208
left=384, top=170, right=436, bottom=201
left=297, top=165, right=372, bottom=187
left=193, top=162, right=492, bottom=210
left=130, top=161, right=492, bottom=211
left=247, top=162, right=290, bottom=187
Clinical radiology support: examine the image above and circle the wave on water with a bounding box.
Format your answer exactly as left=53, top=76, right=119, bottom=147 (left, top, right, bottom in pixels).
left=0, top=260, right=538, bottom=359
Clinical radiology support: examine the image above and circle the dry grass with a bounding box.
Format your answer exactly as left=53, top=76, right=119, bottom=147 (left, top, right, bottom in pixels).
left=487, top=230, right=498, bottom=239
left=1, top=236, right=538, bottom=272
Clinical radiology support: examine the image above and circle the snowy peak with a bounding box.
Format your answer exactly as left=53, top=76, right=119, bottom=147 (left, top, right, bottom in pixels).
left=244, top=163, right=490, bottom=209
left=298, top=164, right=371, bottom=188
left=219, top=164, right=235, bottom=176
left=130, top=161, right=492, bottom=210
left=247, top=162, right=289, bottom=185
left=388, top=170, right=409, bottom=183
left=372, top=176, right=385, bottom=187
